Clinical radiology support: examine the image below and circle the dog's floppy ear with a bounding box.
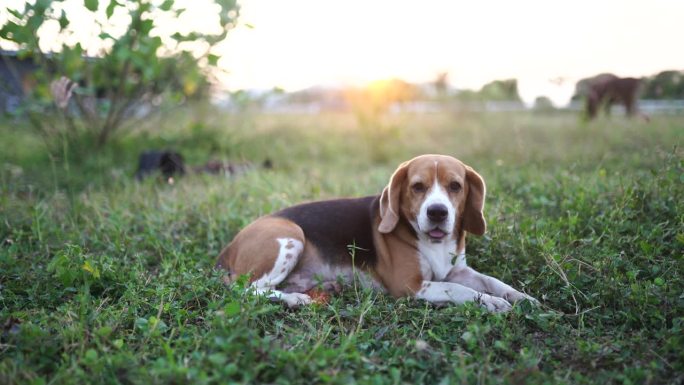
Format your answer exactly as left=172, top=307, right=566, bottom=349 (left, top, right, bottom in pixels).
left=378, top=161, right=409, bottom=233
left=462, top=166, right=486, bottom=236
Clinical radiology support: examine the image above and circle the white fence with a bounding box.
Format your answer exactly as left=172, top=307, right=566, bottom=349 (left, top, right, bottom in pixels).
left=215, top=96, right=684, bottom=115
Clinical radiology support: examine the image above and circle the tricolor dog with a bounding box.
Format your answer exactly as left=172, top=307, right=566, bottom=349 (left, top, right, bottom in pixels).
left=216, top=154, right=537, bottom=312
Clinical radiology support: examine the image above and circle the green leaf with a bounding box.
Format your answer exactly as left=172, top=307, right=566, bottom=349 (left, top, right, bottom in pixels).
left=159, top=0, right=174, bottom=11
left=134, top=317, right=149, bottom=332
left=84, top=0, right=98, bottom=12
left=34, top=0, right=51, bottom=13
left=224, top=301, right=240, bottom=316
left=208, top=353, right=227, bottom=366
left=115, top=48, right=131, bottom=61
left=207, top=54, right=220, bottom=66
left=82, top=261, right=100, bottom=279
left=58, top=10, right=69, bottom=29
left=99, top=32, right=115, bottom=40
left=96, top=326, right=113, bottom=338
left=0, top=21, right=21, bottom=42
left=7, top=8, right=23, bottom=19
left=84, top=349, right=98, bottom=361
left=106, top=0, right=118, bottom=19
left=675, top=233, right=684, bottom=245
left=138, top=19, right=154, bottom=35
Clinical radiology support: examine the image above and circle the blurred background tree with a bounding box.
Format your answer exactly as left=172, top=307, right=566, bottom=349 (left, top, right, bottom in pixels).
left=533, top=95, right=555, bottom=112
left=477, top=79, right=521, bottom=102
left=641, top=70, right=684, bottom=99
left=453, top=78, right=522, bottom=103
left=0, top=0, right=239, bottom=153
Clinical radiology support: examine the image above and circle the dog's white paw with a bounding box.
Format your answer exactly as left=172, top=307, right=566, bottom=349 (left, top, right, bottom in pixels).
left=479, top=294, right=512, bottom=313
left=281, top=293, right=312, bottom=308
left=504, top=290, right=540, bottom=305
left=523, top=294, right=540, bottom=305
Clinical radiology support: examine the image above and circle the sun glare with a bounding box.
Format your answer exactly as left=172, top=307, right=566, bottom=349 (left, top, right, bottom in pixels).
left=217, top=0, right=684, bottom=106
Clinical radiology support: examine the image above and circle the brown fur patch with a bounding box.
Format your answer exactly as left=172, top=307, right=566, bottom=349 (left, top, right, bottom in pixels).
left=305, top=289, right=330, bottom=304
left=373, top=216, right=423, bottom=297
left=215, top=216, right=304, bottom=283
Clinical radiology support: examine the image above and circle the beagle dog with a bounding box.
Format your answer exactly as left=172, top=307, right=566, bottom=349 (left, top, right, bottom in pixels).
left=216, top=154, right=537, bottom=312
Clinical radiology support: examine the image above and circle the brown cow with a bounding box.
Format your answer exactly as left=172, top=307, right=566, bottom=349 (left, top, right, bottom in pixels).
left=576, top=73, right=648, bottom=120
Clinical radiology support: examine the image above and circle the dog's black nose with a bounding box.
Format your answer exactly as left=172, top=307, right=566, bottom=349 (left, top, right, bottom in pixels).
left=427, top=204, right=448, bottom=222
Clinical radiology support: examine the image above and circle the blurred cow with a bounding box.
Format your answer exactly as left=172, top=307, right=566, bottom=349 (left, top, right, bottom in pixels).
left=576, top=74, right=648, bottom=121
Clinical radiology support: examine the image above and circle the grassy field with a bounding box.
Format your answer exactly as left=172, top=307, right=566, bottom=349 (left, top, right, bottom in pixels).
left=1, top=109, right=683, bottom=384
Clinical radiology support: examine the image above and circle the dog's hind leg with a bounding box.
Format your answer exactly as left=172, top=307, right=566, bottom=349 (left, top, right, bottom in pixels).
left=217, top=217, right=313, bottom=307
left=250, top=237, right=312, bottom=307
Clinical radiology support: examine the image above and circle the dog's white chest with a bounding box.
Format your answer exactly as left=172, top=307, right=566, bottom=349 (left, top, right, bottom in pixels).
left=417, top=238, right=465, bottom=281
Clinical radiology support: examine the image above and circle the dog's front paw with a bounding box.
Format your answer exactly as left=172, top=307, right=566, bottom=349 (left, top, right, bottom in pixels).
left=479, top=294, right=512, bottom=313
left=504, top=291, right=539, bottom=305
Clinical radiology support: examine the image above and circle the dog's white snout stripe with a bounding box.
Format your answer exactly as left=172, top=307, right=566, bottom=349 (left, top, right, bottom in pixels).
left=418, top=178, right=456, bottom=234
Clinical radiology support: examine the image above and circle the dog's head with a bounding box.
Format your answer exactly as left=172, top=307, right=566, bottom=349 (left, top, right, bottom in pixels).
left=378, top=154, right=486, bottom=242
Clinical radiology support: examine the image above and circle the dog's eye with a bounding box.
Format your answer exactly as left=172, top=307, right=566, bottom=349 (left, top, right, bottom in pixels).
left=449, top=181, right=462, bottom=192
left=412, top=183, right=426, bottom=193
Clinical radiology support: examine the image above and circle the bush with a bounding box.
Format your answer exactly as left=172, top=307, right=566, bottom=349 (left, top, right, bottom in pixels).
left=0, top=0, right=239, bottom=152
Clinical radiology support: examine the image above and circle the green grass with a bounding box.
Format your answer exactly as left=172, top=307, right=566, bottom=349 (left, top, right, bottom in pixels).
left=1, top=109, right=683, bottom=384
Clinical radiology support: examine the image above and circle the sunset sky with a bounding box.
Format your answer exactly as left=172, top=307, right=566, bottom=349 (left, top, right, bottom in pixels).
left=217, top=0, right=684, bottom=105
left=3, top=0, right=683, bottom=106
